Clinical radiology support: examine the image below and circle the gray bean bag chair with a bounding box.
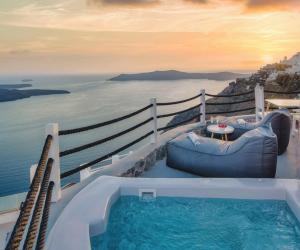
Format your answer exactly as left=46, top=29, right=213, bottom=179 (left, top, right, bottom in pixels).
left=227, top=110, right=291, bottom=155
left=167, top=126, right=278, bottom=178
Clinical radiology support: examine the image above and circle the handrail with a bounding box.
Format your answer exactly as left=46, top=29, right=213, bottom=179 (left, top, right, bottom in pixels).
left=206, top=98, right=255, bottom=106
left=35, top=181, right=54, bottom=250
left=157, top=104, right=201, bottom=119
left=205, top=90, right=253, bottom=97
left=61, top=131, right=154, bottom=178
left=267, top=107, right=299, bottom=110
left=59, top=104, right=153, bottom=136
left=206, top=106, right=255, bottom=115
left=23, top=158, right=53, bottom=250
left=60, top=117, right=153, bottom=157
left=158, top=113, right=201, bottom=132
left=264, top=89, right=300, bottom=94
left=5, top=135, right=53, bottom=250
left=156, top=93, right=201, bottom=106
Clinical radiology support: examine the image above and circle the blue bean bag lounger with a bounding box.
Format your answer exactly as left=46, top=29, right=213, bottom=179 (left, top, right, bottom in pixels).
left=167, top=126, right=278, bottom=178
left=227, top=110, right=291, bottom=155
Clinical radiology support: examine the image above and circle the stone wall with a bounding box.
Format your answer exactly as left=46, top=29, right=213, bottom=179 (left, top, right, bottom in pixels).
left=121, top=144, right=167, bottom=177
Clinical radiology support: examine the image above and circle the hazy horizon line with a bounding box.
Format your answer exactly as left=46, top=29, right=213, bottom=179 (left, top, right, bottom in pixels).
left=0, top=69, right=256, bottom=77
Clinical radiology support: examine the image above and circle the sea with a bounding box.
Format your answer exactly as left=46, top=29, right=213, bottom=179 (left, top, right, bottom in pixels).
left=0, top=74, right=229, bottom=197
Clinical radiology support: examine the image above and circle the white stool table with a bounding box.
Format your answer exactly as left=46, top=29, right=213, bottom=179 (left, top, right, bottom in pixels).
left=207, top=125, right=234, bottom=141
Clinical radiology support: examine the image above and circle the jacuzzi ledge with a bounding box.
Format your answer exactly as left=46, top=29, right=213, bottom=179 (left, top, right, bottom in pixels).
left=46, top=177, right=300, bottom=250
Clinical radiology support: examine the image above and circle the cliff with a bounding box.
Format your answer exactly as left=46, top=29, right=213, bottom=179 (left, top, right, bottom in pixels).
left=167, top=53, right=300, bottom=127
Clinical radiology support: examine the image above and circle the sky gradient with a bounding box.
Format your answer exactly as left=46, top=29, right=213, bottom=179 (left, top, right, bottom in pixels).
left=0, top=0, right=300, bottom=74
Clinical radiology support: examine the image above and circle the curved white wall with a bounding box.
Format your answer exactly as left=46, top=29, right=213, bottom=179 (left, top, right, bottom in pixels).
left=46, top=176, right=300, bottom=250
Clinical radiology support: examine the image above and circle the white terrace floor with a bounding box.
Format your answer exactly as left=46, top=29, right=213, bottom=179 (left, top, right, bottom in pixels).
left=141, top=134, right=300, bottom=179
left=1, top=122, right=300, bottom=249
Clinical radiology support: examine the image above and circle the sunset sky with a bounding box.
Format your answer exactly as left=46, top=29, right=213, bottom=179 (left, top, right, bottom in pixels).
left=0, top=0, right=300, bottom=74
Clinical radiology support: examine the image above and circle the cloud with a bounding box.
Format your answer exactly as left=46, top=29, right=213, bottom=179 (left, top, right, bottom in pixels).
left=183, top=0, right=208, bottom=4
left=182, top=0, right=300, bottom=12
left=87, top=0, right=160, bottom=7
left=8, top=49, right=31, bottom=55
left=245, top=0, right=300, bottom=12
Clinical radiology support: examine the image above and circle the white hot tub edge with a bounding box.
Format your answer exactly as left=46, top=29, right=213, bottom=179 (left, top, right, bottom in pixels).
left=46, top=176, right=300, bottom=250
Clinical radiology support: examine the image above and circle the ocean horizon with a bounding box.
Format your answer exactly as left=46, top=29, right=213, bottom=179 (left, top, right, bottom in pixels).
left=0, top=74, right=230, bottom=197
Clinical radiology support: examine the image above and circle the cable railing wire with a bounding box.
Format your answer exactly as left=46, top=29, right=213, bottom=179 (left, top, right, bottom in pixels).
left=5, top=135, right=53, bottom=250
left=156, top=93, right=201, bottom=106
left=205, top=90, right=254, bottom=98
left=264, top=89, right=300, bottom=94
left=158, top=113, right=201, bottom=132
left=157, top=104, right=201, bottom=119
left=206, top=98, right=255, bottom=106
left=60, top=117, right=154, bottom=157
left=61, top=131, right=154, bottom=178
left=59, top=104, right=153, bottom=136
left=268, top=107, right=299, bottom=110
left=206, top=106, right=255, bottom=115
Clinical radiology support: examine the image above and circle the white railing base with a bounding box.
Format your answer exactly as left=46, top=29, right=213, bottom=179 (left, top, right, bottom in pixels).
left=46, top=123, right=62, bottom=202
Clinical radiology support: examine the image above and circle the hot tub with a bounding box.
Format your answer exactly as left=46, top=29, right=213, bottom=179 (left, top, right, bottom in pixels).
left=46, top=176, right=300, bottom=250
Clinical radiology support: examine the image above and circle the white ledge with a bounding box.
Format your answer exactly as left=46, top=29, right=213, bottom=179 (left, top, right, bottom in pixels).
left=46, top=176, right=300, bottom=250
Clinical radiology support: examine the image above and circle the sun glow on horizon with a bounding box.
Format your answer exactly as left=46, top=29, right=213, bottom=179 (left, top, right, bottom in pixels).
left=262, top=55, right=274, bottom=65
left=0, top=0, right=299, bottom=74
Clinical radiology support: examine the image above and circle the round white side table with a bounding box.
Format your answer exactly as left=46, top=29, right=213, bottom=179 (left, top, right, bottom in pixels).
left=207, top=125, right=234, bottom=141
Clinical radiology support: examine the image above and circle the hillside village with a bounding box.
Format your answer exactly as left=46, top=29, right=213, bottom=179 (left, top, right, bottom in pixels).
left=169, top=52, right=300, bottom=126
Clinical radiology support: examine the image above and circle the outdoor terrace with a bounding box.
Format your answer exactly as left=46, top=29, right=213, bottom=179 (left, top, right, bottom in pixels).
left=2, top=84, right=300, bottom=250
left=142, top=127, right=300, bottom=179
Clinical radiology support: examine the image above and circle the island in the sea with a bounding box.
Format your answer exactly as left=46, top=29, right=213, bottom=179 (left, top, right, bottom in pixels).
left=109, top=70, right=250, bottom=81
left=22, top=79, right=33, bottom=82
left=0, top=84, right=70, bottom=102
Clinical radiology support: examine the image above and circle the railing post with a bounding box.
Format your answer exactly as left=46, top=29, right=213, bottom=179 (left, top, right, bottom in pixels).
left=80, top=167, right=91, bottom=182
left=255, top=84, right=265, bottom=122
left=200, top=89, right=206, bottom=125
left=150, top=98, right=158, bottom=143
left=30, top=164, right=38, bottom=184
left=112, top=155, right=120, bottom=164
left=45, top=123, right=61, bottom=202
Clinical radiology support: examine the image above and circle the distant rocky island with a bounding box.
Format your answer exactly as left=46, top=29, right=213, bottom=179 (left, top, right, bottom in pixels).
left=0, top=84, right=70, bottom=102
left=110, top=70, right=250, bottom=81
left=22, top=79, right=33, bottom=82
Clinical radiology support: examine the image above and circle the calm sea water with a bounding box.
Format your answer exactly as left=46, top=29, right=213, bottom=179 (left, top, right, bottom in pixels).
left=0, top=74, right=229, bottom=196
left=91, top=196, right=300, bottom=250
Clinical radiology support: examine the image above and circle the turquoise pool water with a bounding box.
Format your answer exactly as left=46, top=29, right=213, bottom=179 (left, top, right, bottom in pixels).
left=91, top=196, right=300, bottom=250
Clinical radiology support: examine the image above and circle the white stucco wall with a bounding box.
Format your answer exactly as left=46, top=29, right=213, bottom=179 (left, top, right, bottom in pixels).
left=46, top=176, right=300, bottom=250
